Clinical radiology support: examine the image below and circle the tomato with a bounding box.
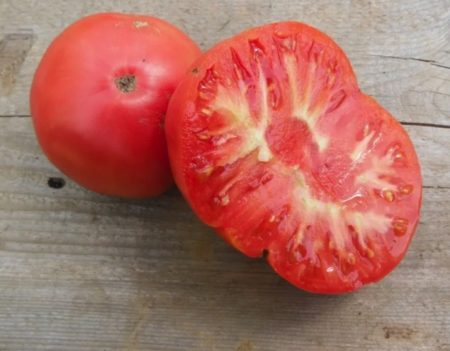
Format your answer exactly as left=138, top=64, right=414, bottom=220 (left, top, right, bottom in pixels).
left=31, top=13, right=201, bottom=197
left=166, top=22, right=422, bottom=293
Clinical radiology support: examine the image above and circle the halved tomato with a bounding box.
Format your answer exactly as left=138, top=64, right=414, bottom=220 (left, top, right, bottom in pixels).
left=166, top=22, right=422, bottom=293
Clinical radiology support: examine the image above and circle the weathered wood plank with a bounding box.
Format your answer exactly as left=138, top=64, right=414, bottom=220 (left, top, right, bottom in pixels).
left=0, top=0, right=449, bottom=125
left=0, top=171, right=448, bottom=350
left=0, top=0, right=449, bottom=350
left=0, top=119, right=449, bottom=350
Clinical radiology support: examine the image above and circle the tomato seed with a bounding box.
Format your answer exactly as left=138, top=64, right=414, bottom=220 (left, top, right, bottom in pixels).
left=213, top=194, right=230, bottom=206
left=366, top=248, right=375, bottom=258
left=329, top=240, right=336, bottom=250
left=382, top=190, right=395, bottom=202
left=195, top=132, right=210, bottom=140
left=394, top=151, right=405, bottom=160
left=392, top=218, right=409, bottom=236
left=326, top=266, right=335, bottom=273
left=399, top=184, right=413, bottom=195
left=200, top=107, right=212, bottom=116
left=347, top=253, right=356, bottom=265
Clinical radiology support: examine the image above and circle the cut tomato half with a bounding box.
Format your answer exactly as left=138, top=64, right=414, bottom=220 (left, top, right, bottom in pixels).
left=166, top=22, right=422, bottom=293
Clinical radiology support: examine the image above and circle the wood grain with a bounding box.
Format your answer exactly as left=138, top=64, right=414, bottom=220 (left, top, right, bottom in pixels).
left=0, top=0, right=449, bottom=350
left=0, top=117, right=449, bottom=351
left=0, top=0, right=449, bottom=125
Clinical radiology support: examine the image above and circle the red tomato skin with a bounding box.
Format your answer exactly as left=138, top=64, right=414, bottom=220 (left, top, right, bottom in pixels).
left=31, top=13, right=201, bottom=197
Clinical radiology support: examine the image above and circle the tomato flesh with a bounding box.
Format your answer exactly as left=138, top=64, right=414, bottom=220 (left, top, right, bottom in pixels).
left=166, top=22, right=422, bottom=293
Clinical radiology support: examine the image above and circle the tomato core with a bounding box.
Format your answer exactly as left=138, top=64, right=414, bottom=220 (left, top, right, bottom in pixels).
left=115, top=74, right=136, bottom=93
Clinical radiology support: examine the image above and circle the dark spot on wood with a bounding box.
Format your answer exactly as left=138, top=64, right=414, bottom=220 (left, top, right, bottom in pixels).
left=48, top=177, right=65, bottom=189
left=358, top=311, right=362, bottom=316
left=383, top=326, right=417, bottom=340
left=0, top=31, right=35, bottom=96
left=236, top=340, right=253, bottom=351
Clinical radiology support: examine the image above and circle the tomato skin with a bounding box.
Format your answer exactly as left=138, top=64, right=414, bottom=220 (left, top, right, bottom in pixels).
left=167, top=22, right=422, bottom=293
left=31, top=13, right=201, bottom=197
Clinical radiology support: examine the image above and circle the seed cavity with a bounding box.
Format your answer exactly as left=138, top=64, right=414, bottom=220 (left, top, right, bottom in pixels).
left=198, top=67, right=219, bottom=101
left=230, top=47, right=252, bottom=81
left=211, top=133, right=237, bottom=146
left=267, top=77, right=282, bottom=109
left=325, top=89, right=346, bottom=114
left=273, top=33, right=297, bottom=52
left=248, top=39, right=266, bottom=59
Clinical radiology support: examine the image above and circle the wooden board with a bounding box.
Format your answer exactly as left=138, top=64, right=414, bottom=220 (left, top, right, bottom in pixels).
left=0, top=0, right=449, bottom=350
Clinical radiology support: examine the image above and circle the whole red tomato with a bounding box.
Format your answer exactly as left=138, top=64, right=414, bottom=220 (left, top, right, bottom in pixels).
left=31, top=13, right=201, bottom=197
left=166, top=22, right=422, bottom=293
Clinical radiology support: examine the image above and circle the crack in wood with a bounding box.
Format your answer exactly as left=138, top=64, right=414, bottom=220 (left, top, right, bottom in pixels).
left=0, top=114, right=31, bottom=118
left=423, top=185, right=450, bottom=190
left=370, top=54, right=450, bottom=71
left=369, top=54, right=437, bottom=64
left=400, top=121, right=450, bottom=129
left=431, top=63, right=450, bottom=70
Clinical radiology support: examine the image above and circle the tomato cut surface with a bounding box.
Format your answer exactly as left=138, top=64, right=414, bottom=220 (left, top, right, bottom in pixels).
left=166, top=22, right=422, bottom=293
